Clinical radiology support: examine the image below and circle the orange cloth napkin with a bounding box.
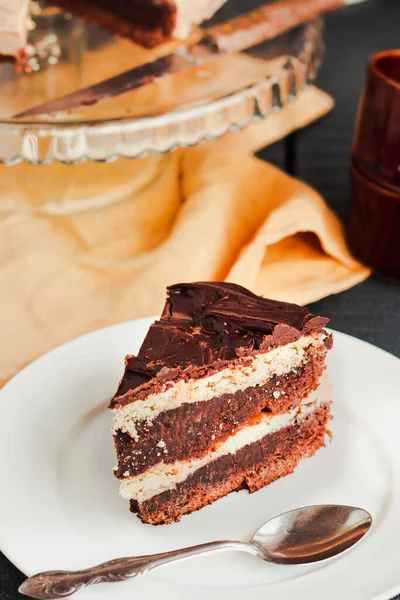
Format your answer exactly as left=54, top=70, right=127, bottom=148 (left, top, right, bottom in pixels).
left=0, top=86, right=370, bottom=385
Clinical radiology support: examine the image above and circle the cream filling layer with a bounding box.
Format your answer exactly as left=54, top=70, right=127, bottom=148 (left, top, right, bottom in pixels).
left=174, top=0, right=228, bottom=39
left=120, top=374, right=330, bottom=503
left=113, top=334, right=326, bottom=441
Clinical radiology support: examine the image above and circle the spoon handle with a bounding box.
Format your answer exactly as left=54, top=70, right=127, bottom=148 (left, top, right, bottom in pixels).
left=19, top=540, right=257, bottom=600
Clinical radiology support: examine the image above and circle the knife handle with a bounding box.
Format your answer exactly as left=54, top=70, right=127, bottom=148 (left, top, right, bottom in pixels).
left=204, top=0, right=347, bottom=53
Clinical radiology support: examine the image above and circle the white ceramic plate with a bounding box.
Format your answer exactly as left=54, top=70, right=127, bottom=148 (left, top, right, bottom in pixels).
left=0, top=319, right=399, bottom=600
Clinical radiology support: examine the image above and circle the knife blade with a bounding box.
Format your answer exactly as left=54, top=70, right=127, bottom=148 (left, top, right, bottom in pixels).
left=13, top=0, right=366, bottom=119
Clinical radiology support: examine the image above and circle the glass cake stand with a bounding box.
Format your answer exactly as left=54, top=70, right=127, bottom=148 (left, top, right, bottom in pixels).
left=0, top=6, right=324, bottom=166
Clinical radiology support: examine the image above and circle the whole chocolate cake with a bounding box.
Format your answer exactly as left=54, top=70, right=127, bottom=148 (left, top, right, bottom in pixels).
left=110, top=282, right=333, bottom=525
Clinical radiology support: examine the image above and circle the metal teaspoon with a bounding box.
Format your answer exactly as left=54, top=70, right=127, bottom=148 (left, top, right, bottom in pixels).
left=19, top=504, right=372, bottom=599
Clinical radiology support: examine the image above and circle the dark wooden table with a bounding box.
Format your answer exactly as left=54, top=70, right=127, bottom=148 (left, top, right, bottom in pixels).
left=1, top=0, right=400, bottom=598
left=260, top=0, right=400, bottom=363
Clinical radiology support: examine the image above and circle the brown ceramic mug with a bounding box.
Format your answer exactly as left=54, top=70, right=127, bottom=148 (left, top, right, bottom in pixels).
left=349, top=49, right=400, bottom=280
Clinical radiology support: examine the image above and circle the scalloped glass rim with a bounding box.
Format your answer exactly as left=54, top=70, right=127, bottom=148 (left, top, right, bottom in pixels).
left=0, top=20, right=323, bottom=166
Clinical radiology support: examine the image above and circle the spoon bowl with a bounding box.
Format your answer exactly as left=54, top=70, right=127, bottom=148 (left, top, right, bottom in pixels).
left=250, top=504, right=372, bottom=564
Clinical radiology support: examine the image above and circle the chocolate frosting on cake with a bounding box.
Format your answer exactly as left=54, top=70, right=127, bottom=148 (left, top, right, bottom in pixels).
left=111, top=282, right=328, bottom=407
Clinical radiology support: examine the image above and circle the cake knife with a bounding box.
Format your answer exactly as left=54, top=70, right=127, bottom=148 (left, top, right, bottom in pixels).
left=14, top=0, right=366, bottom=118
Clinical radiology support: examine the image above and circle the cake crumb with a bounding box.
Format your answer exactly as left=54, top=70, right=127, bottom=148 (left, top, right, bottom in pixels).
left=156, top=440, right=166, bottom=448
left=123, top=470, right=130, bottom=477
left=273, top=391, right=281, bottom=399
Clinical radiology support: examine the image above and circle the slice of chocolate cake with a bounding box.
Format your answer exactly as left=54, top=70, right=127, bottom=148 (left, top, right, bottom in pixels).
left=50, top=0, right=228, bottom=48
left=110, top=282, right=332, bottom=525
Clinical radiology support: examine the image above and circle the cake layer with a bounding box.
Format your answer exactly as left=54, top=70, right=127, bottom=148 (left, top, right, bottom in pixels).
left=120, top=374, right=331, bottom=504
left=113, top=342, right=326, bottom=478
left=112, top=333, right=327, bottom=439
left=130, top=403, right=331, bottom=525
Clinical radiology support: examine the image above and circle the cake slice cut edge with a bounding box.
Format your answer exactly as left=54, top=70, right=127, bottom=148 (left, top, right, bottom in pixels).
left=121, top=374, right=332, bottom=525
left=110, top=282, right=333, bottom=525
left=112, top=333, right=329, bottom=478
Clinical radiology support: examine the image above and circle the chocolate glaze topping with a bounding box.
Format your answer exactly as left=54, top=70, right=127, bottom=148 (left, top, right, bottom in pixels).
left=111, top=282, right=328, bottom=407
